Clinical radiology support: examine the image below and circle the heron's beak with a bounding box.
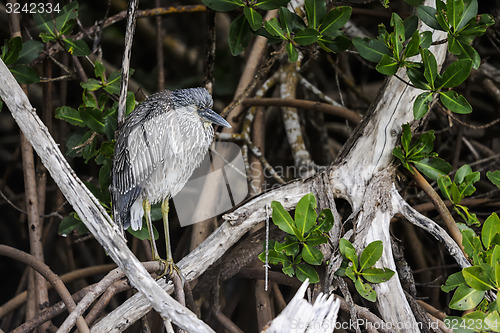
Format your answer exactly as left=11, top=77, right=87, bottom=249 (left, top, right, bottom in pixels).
left=199, top=108, right=231, bottom=128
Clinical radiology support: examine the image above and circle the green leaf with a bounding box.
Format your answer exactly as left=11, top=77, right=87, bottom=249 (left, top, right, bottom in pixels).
left=391, top=13, right=405, bottom=59
left=278, top=7, right=293, bottom=36
left=414, top=157, right=452, bottom=181
left=244, top=7, right=262, bottom=31
left=355, top=277, right=377, bottom=302
left=485, top=311, right=500, bottom=333
left=359, top=240, right=383, bottom=271
left=362, top=267, right=395, bottom=283
left=412, top=130, right=435, bottom=155
left=125, top=91, right=136, bottom=116
left=94, top=61, right=106, bottom=80
left=10, top=65, right=40, bottom=84
left=58, top=212, right=88, bottom=236
left=404, top=31, right=420, bottom=58
left=319, top=6, right=352, bottom=36
left=301, top=243, right=323, bottom=265
left=2, top=36, right=22, bottom=65
left=482, top=213, right=500, bottom=250
left=406, top=66, right=431, bottom=90
left=436, top=0, right=450, bottom=31
left=317, top=209, right=334, bottom=233
left=103, top=70, right=121, bottom=95
left=454, top=164, right=473, bottom=183
left=254, top=0, right=290, bottom=10
left=457, top=0, right=478, bottom=31
left=265, top=18, right=286, bottom=39
left=438, top=175, right=453, bottom=201
left=128, top=220, right=159, bottom=240
left=448, top=284, right=485, bottom=310
left=318, top=35, right=351, bottom=53
left=442, top=271, right=465, bottom=292
left=456, top=43, right=480, bottom=70
left=439, top=90, right=472, bottom=114
left=304, top=0, right=326, bottom=29
left=15, top=40, right=43, bottom=65
left=401, top=123, right=411, bottom=154
left=294, top=28, right=320, bottom=45
left=413, top=91, right=433, bottom=120
left=271, top=200, right=295, bottom=235
left=345, top=265, right=356, bottom=281
left=417, top=6, right=443, bottom=31
left=34, top=11, right=56, bottom=36
left=461, top=228, right=479, bottom=258
left=55, top=2, right=78, bottom=32
left=305, top=231, right=328, bottom=246
left=447, top=0, right=464, bottom=32
left=62, top=38, right=90, bottom=56
left=495, top=261, right=500, bottom=289
left=281, top=261, right=294, bottom=276
left=81, top=78, right=103, bottom=92
left=202, top=0, right=243, bottom=11
left=436, top=59, right=472, bottom=89
left=487, top=171, right=500, bottom=189
left=376, top=54, right=399, bottom=75
left=421, top=49, right=437, bottom=89
left=458, top=171, right=479, bottom=198
left=392, top=147, right=407, bottom=167
left=339, top=238, right=358, bottom=269
left=80, top=107, right=105, bottom=134
left=450, top=183, right=461, bottom=204
left=352, top=37, right=390, bottom=63
left=275, top=235, right=300, bottom=256
left=403, top=15, right=418, bottom=40
left=419, top=31, right=432, bottom=49
left=229, top=16, right=252, bottom=56
left=55, top=106, right=85, bottom=126
left=286, top=42, right=298, bottom=62
left=463, top=265, right=495, bottom=291
left=295, top=263, right=319, bottom=283
left=294, top=193, right=317, bottom=235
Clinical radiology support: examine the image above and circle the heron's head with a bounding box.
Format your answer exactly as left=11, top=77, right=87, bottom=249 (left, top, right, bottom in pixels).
left=170, top=87, right=231, bottom=128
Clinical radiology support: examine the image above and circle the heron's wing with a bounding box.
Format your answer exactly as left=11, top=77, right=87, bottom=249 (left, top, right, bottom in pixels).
left=112, top=92, right=175, bottom=228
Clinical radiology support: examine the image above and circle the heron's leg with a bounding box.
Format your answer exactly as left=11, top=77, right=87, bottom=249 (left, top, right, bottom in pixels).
left=161, top=199, right=173, bottom=262
left=143, top=199, right=160, bottom=260
left=159, top=199, right=184, bottom=281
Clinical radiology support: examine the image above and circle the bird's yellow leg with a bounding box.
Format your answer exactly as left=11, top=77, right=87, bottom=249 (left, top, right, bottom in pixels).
left=143, top=199, right=160, bottom=260
left=159, top=199, right=183, bottom=281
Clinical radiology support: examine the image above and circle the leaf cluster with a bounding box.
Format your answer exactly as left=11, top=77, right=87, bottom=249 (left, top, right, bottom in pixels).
left=0, top=36, right=43, bottom=84
left=353, top=0, right=494, bottom=120
left=34, top=2, right=90, bottom=56
left=438, top=164, right=480, bottom=226
left=437, top=173, right=500, bottom=332
left=393, top=123, right=452, bottom=181
left=335, top=239, right=395, bottom=302
left=202, top=0, right=351, bottom=61
left=418, top=0, right=494, bottom=69
left=258, top=193, right=334, bottom=283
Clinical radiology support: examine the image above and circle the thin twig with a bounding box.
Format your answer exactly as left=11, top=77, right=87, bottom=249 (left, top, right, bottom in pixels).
left=0, top=245, right=89, bottom=333
left=117, top=0, right=139, bottom=125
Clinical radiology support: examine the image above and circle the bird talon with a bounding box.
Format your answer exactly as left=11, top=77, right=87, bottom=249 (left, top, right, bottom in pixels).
left=155, top=258, right=183, bottom=283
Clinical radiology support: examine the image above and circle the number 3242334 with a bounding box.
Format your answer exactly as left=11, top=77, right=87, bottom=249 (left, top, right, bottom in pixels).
left=6, top=3, right=61, bottom=14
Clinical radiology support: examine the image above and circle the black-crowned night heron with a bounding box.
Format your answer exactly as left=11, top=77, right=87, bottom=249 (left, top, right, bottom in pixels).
left=111, top=87, right=231, bottom=277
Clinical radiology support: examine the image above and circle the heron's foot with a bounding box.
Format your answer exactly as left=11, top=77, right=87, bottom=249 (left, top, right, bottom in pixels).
left=155, top=258, right=184, bottom=283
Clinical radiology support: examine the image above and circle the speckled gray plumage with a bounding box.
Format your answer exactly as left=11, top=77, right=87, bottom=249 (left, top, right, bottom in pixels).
left=110, top=87, right=219, bottom=231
